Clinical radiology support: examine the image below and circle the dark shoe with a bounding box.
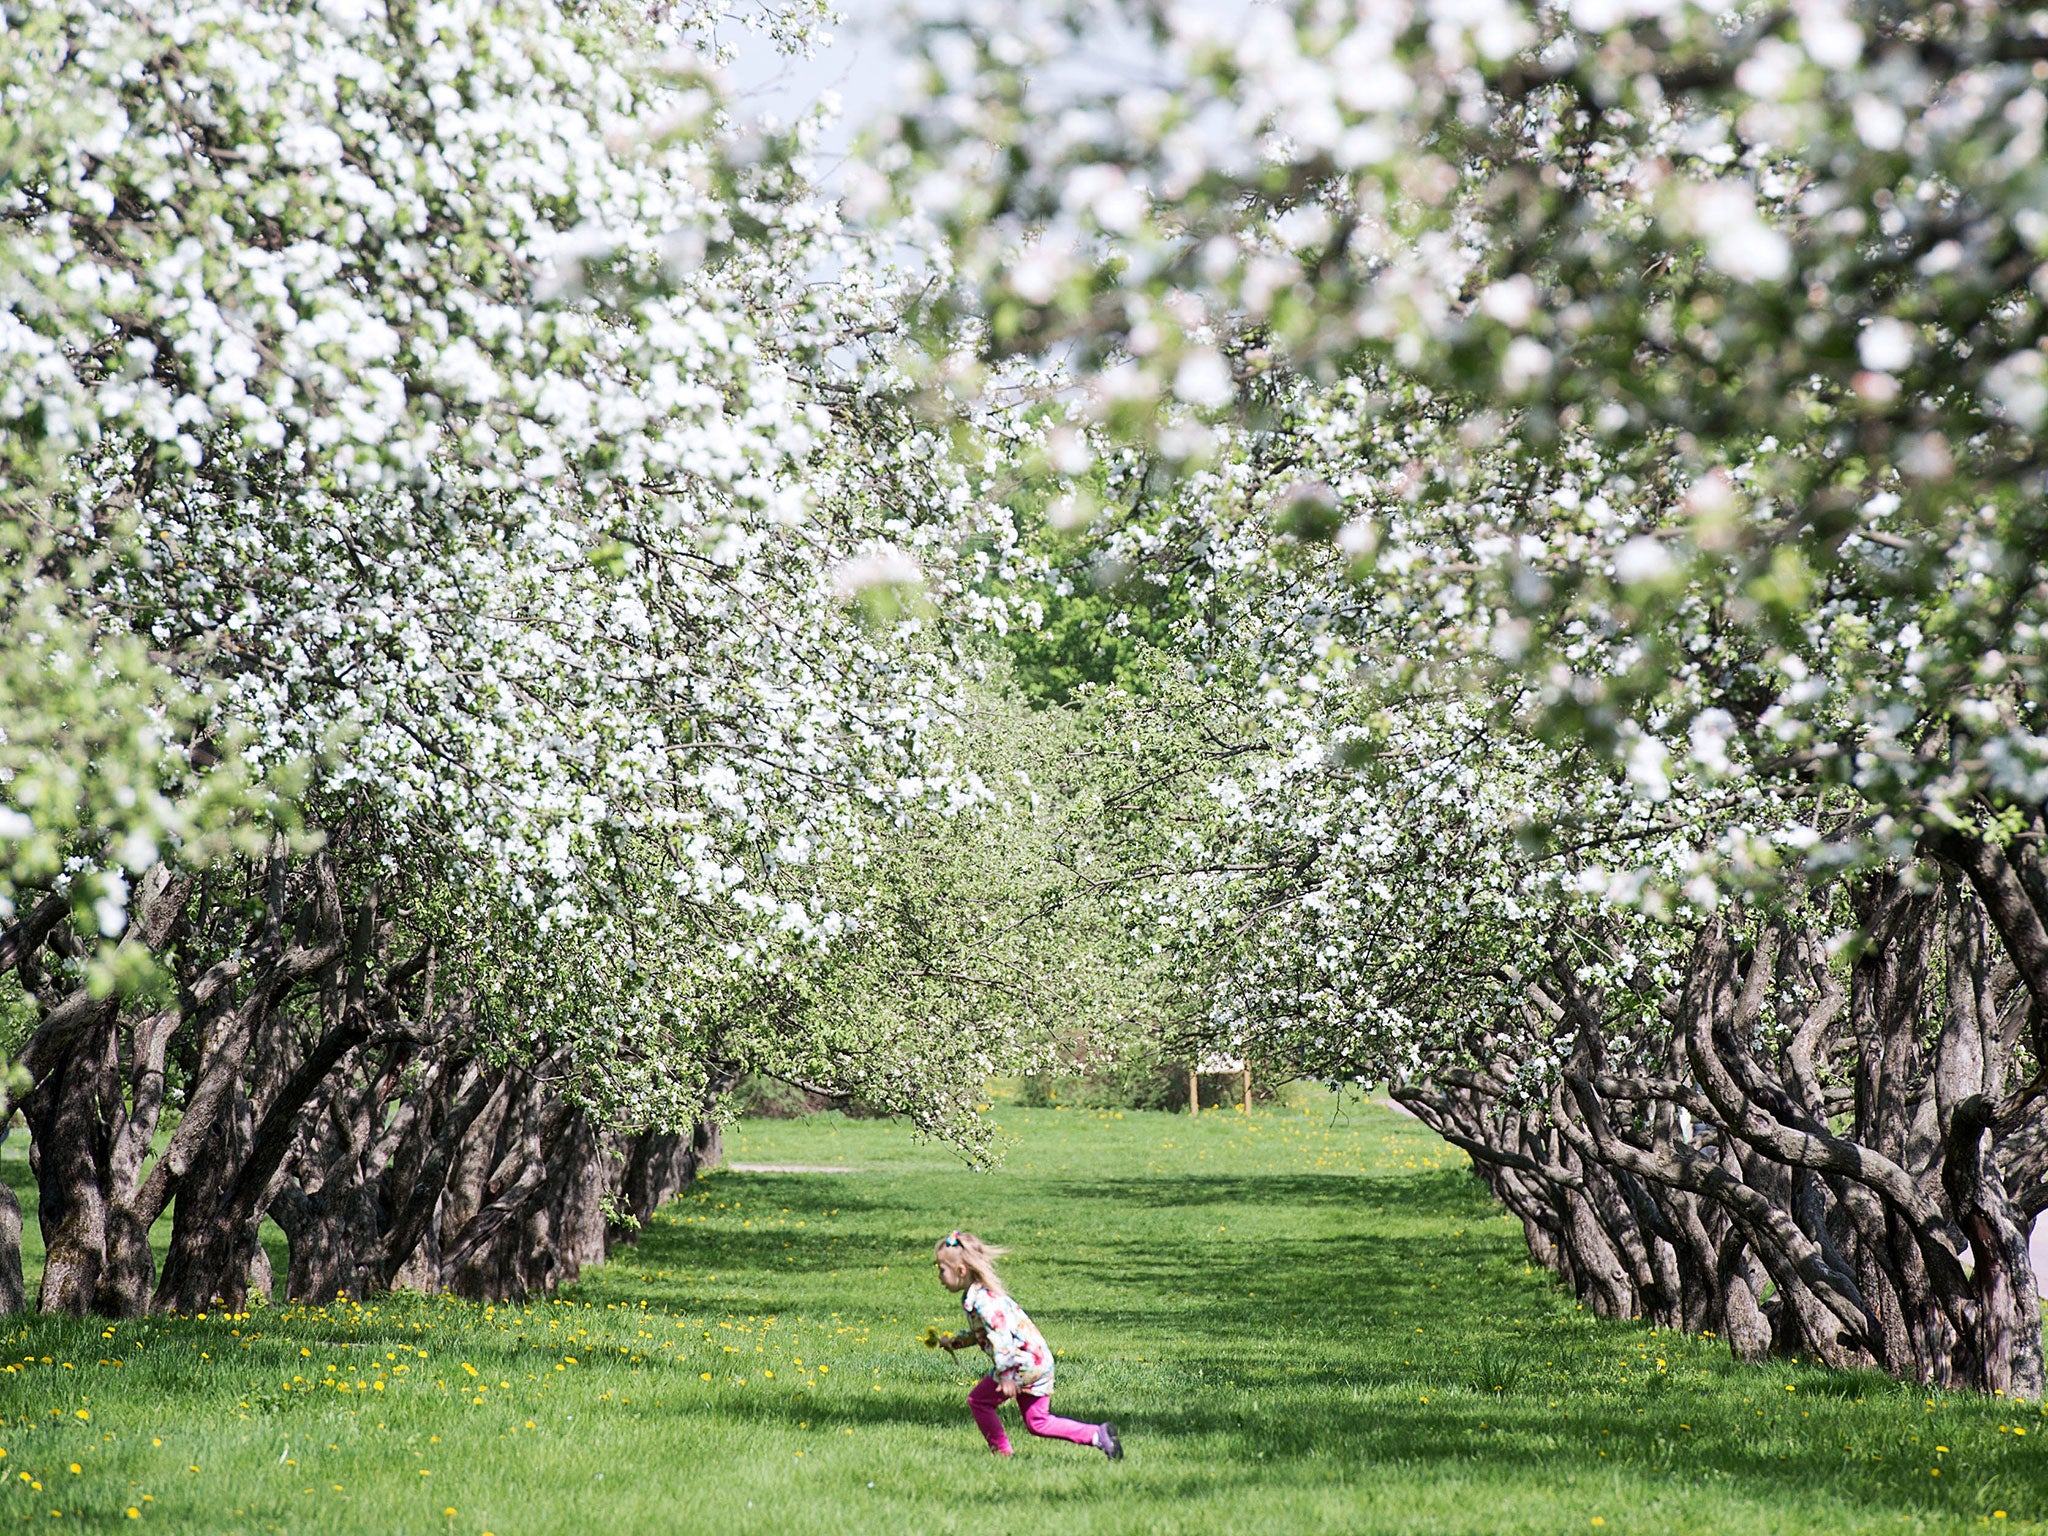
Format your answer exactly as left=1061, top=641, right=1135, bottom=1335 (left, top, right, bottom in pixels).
left=1097, top=1422, right=1123, bottom=1461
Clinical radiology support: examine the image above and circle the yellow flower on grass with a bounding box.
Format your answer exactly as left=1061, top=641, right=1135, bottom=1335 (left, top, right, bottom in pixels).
left=125, top=1510, right=139, bottom=1520
left=74, top=1410, right=90, bottom=1422
left=443, top=1508, right=456, bottom=1517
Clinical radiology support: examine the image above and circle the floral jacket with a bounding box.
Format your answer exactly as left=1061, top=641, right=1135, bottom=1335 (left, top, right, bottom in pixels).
left=961, top=1281, right=1055, bottom=1394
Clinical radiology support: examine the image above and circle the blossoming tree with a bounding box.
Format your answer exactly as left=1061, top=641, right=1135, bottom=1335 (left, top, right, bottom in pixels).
left=0, top=0, right=1074, bottom=1310
left=877, top=0, right=2048, bottom=1394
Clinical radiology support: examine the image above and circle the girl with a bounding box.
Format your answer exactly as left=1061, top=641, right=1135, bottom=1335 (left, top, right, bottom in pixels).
left=930, top=1230, right=1123, bottom=1459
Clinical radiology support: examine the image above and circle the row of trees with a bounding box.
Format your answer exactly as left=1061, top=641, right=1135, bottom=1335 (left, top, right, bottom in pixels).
left=0, top=0, right=1141, bottom=1310
left=4, top=669, right=1110, bottom=1313
left=870, top=0, right=2048, bottom=1396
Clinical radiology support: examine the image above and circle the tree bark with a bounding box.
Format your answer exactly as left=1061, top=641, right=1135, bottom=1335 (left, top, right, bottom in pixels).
left=26, top=1004, right=118, bottom=1315
left=0, top=1179, right=26, bottom=1315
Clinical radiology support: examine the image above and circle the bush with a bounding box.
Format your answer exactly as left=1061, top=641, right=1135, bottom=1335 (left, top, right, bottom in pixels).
left=723, top=1074, right=834, bottom=1120
left=1017, top=1053, right=1275, bottom=1112
left=721, top=1074, right=897, bottom=1121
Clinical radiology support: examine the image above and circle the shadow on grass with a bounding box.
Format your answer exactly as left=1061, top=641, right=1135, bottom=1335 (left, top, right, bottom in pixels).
left=573, top=1372, right=1963, bottom=1524
left=1033, top=1170, right=1488, bottom=1216
left=621, top=1168, right=1499, bottom=1283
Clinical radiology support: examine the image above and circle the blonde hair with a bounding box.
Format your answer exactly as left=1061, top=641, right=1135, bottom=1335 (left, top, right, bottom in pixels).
left=935, top=1230, right=1008, bottom=1294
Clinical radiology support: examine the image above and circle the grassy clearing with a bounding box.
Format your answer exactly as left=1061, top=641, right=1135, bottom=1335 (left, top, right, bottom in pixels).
left=0, top=1098, right=2042, bottom=1534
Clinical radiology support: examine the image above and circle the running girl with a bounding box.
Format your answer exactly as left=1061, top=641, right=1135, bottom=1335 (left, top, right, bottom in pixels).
left=929, top=1230, right=1123, bottom=1460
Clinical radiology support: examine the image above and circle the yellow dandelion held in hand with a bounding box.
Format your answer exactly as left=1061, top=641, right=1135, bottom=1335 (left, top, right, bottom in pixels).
left=920, top=1326, right=942, bottom=1349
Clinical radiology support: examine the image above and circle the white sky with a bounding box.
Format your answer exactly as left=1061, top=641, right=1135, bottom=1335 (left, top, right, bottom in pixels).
left=722, top=0, right=909, bottom=163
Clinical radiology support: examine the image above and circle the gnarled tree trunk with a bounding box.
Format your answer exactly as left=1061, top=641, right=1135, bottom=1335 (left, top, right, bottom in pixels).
left=1397, top=868, right=2048, bottom=1398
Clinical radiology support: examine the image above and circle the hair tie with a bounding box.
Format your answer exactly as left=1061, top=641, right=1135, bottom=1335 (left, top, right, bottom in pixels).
left=941, top=1231, right=965, bottom=1248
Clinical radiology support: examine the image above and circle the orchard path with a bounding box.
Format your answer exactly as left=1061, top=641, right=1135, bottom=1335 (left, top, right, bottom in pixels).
left=0, top=1099, right=2041, bottom=1534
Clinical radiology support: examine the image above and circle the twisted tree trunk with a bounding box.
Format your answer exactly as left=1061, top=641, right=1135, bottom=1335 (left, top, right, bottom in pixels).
left=0, top=837, right=738, bottom=1320
left=1401, top=871, right=2047, bottom=1397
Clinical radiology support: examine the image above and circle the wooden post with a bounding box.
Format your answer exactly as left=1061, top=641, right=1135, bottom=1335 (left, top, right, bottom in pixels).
left=1242, top=1064, right=1252, bottom=1115
left=1188, top=1067, right=1200, bottom=1117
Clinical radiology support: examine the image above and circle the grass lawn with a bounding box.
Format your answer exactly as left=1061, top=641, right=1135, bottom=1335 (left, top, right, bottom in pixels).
left=0, top=1096, right=2042, bottom=1533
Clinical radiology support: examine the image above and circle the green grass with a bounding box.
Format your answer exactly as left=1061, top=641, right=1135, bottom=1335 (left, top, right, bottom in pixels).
left=0, top=1098, right=2042, bottom=1533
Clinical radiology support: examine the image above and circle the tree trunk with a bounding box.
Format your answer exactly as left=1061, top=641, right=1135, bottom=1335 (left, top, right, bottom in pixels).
left=607, top=1103, right=727, bottom=1251
left=26, top=1005, right=118, bottom=1315
left=1945, top=1094, right=2047, bottom=1398
left=154, top=1087, right=265, bottom=1314
left=0, top=1179, right=26, bottom=1315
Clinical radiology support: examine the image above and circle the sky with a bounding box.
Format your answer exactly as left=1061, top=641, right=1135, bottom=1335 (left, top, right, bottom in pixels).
left=722, top=0, right=907, bottom=164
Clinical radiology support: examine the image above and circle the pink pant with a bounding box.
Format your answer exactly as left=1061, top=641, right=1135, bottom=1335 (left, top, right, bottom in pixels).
left=967, top=1373, right=1100, bottom=1455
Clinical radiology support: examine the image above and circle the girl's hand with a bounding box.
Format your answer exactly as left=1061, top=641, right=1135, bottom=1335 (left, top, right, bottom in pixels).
left=996, top=1377, right=1020, bottom=1402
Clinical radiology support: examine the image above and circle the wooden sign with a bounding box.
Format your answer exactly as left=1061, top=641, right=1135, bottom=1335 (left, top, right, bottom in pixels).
left=1188, top=1055, right=1252, bottom=1116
